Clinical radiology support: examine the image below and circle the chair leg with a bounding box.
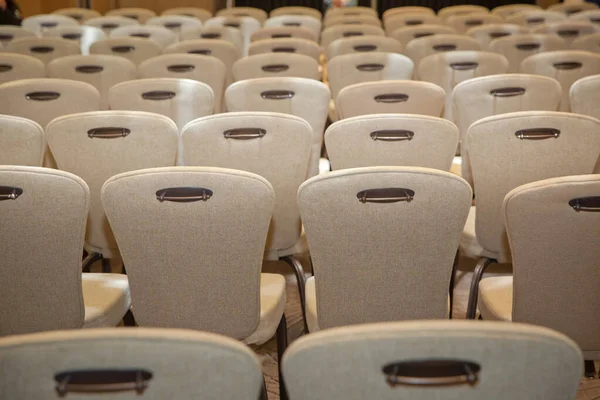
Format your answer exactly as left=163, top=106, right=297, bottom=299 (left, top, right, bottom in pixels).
left=260, top=377, right=269, bottom=400
left=466, top=257, right=496, bottom=319
left=281, top=256, right=308, bottom=332
left=277, top=315, right=289, bottom=400
left=585, top=360, right=597, bottom=379
left=123, top=309, right=136, bottom=327
left=82, top=252, right=102, bottom=273
left=101, top=257, right=111, bottom=273
left=449, top=250, right=459, bottom=319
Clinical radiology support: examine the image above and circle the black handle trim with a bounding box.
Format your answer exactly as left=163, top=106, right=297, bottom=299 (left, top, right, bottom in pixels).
left=164, top=22, right=182, bottom=28
left=167, top=64, right=195, bottom=72
left=514, top=128, right=560, bottom=140
left=433, top=44, right=457, bottom=51
left=0, top=186, right=23, bottom=201
left=261, top=90, right=295, bottom=99
left=383, top=360, right=480, bottom=387
left=353, top=44, right=377, bottom=51
left=591, top=17, right=600, bottom=23
left=201, top=33, right=221, bottom=39
left=0, top=64, right=13, bottom=73
left=75, top=65, right=104, bottom=73
left=156, top=187, right=213, bottom=203
left=62, top=33, right=82, bottom=40
left=272, top=47, right=296, bottom=53
left=569, top=196, right=600, bottom=212
left=87, top=127, right=131, bottom=139
left=40, top=22, right=58, bottom=28
left=30, top=46, right=54, bottom=53
left=111, top=45, right=135, bottom=53
left=490, top=87, right=526, bottom=97
left=0, top=33, right=14, bottom=40
left=26, top=91, right=60, bottom=101
left=130, top=33, right=150, bottom=38
left=489, top=31, right=511, bottom=38
left=283, top=22, right=301, bottom=26
left=526, top=17, right=545, bottom=24
left=414, top=32, right=434, bottom=38
left=68, top=14, right=83, bottom=21
left=557, top=29, right=580, bottom=37
left=123, top=15, right=139, bottom=20
left=223, top=128, right=266, bottom=139
left=405, top=19, right=424, bottom=26
left=261, top=64, right=289, bottom=72
left=188, top=49, right=212, bottom=55
left=141, top=90, right=176, bottom=100
left=224, top=22, right=240, bottom=28
left=464, top=19, right=484, bottom=26
left=374, top=93, right=409, bottom=103
left=356, top=63, right=384, bottom=71
left=450, top=62, right=478, bottom=70
left=553, top=62, right=582, bottom=70
left=516, top=43, right=540, bottom=50
left=101, top=23, right=119, bottom=29
left=342, top=31, right=363, bottom=37
left=357, top=188, right=415, bottom=203
left=370, top=130, right=414, bottom=141
left=54, top=370, right=152, bottom=395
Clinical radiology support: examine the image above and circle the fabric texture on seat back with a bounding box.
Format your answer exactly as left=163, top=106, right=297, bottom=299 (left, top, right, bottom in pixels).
left=488, top=33, right=567, bottom=72
left=109, top=25, right=178, bottom=48
left=384, top=13, right=443, bottom=36
left=162, top=7, right=213, bottom=22
left=320, top=25, right=385, bottom=52
left=446, top=14, right=504, bottom=34
left=5, top=37, right=81, bottom=64
left=404, top=34, right=481, bottom=75
left=0, top=53, right=45, bottom=84
left=180, top=26, right=243, bottom=53
left=251, top=26, right=317, bottom=43
left=146, top=15, right=202, bottom=34
left=533, top=21, right=598, bottom=45
left=326, top=35, right=402, bottom=60
left=105, top=8, right=157, bottom=23
left=389, top=24, right=456, bottom=48
left=84, top=16, right=140, bottom=35
left=505, top=10, right=568, bottom=27
left=22, top=14, right=79, bottom=34
left=570, top=74, right=600, bottom=119
left=42, top=26, right=107, bottom=55
left=466, top=23, right=531, bottom=50
left=52, top=7, right=102, bottom=22
left=0, top=115, right=44, bottom=166
left=89, top=37, right=162, bottom=65
left=264, top=15, right=322, bottom=40
left=248, top=38, right=321, bottom=61
left=232, top=53, right=320, bottom=82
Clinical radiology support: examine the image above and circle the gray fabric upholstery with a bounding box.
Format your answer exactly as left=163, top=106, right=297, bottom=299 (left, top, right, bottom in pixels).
left=84, top=16, right=140, bottom=35
left=0, top=53, right=45, bottom=84
left=41, top=26, right=107, bottom=55
left=326, top=36, right=402, bottom=60
left=320, top=25, right=385, bottom=52
left=324, top=15, right=381, bottom=29
left=383, top=6, right=436, bottom=21
left=52, top=7, right=102, bottom=22
left=252, top=26, right=317, bottom=42
left=264, top=15, right=322, bottom=40
left=146, top=15, right=202, bottom=34
left=570, top=9, right=600, bottom=25
left=466, top=24, right=531, bottom=50
left=549, top=1, right=599, bottom=15
left=204, top=16, right=261, bottom=56
left=270, top=6, right=322, bottom=20
left=325, top=6, right=378, bottom=20
left=105, top=8, right=157, bottom=23
left=162, top=7, right=213, bottom=22
left=389, top=25, right=456, bottom=48
left=216, top=7, right=268, bottom=24
left=570, top=74, right=600, bottom=119
left=488, top=33, right=567, bottom=73
left=491, top=4, right=541, bottom=19
left=404, top=34, right=481, bottom=75
left=0, top=115, right=44, bottom=166
left=180, top=26, right=243, bottom=53
left=506, top=10, right=567, bottom=27
left=282, top=320, right=583, bottom=400
left=384, top=13, right=443, bottom=36
left=533, top=21, right=599, bottom=45
left=0, top=26, right=36, bottom=46
left=571, top=32, right=600, bottom=52
left=446, top=14, right=504, bottom=34
left=5, top=37, right=81, bottom=64
left=90, top=37, right=162, bottom=65
left=109, top=25, right=178, bottom=48
left=438, top=5, right=489, bottom=20
left=22, top=14, right=79, bottom=34
left=248, top=38, right=321, bottom=61
left=298, top=167, right=472, bottom=331
left=232, top=53, right=320, bottom=82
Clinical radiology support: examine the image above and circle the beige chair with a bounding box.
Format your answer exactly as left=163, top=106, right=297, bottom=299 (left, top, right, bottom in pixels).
left=506, top=10, right=567, bottom=28
left=264, top=15, right=322, bottom=41
left=384, top=13, right=444, bottom=36
left=570, top=74, right=600, bottom=118
left=0, top=26, right=38, bottom=46
left=0, top=166, right=130, bottom=336
left=323, top=15, right=382, bottom=29
left=520, top=50, right=600, bottom=111
left=204, top=16, right=261, bottom=56
left=335, top=80, right=445, bottom=119
left=105, top=8, right=157, bottom=23
left=325, top=114, right=458, bottom=171
left=0, top=53, right=45, bottom=84
left=491, top=4, right=541, bottom=19
left=162, top=7, right=213, bottom=22
left=109, top=25, right=178, bottom=48
left=52, top=7, right=102, bottom=23
left=0, top=115, right=44, bottom=166
left=232, top=53, right=320, bottom=81
left=109, top=78, right=215, bottom=130
left=251, top=26, right=317, bottom=42
left=0, top=328, right=265, bottom=400
left=489, top=33, right=567, bottom=72
left=383, top=6, right=436, bottom=21
left=533, top=21, right=599, bottom=45
left=325, top=6, right=378, bottom=21
left=419, top=51, right=509, bottom=121
left=282, top=321, right=583, bottom=400
left=217, top=6, right=268, bottom=24
left=549, top=1, right=599, bottom=16
left=138, top=54, right=226, bottom=113
left=462, top=111, right=600, bottom=318
left=320, top=25, right=385, bottom=53
left=5, top=37, right=80, bottom=65
left=248, top=38, right=321, bottom=61
left=478, top=175, right=600, bottom=366
left=298, top=167, right=472, bottom=332
left=571, top=32, right=600, bottom=52
left=46, top=111, right=178, bottom=272
left=438, top=5, right=489, bottom=21
left=89, top=37, right=162, bottom=65
left=326, top=36, right=402, bottom=60
left=225, top=77, right=329, bottom=178
left=446, top=14, right=504, bottom=35
left=404, top=34, right=481, bottom=73
left=180, top=26, right=243, bottom=53
left=22, top=14, right=79, bottom=34
left=452, top=74, right=562, bottom=186
left=84, top=16, right=140, bottom=35
left=466, top=23, right=531, bottom=50
left=146, top=15, right=203, bottom=34
left=41, top=25, right=107, bottom=55
left=389, top=25, right=456, bottom=48
left=270, top=6, right=322, bottom=20
left=47, top=54, right=136, bottom=110
left=569, top=9, right=600, bottom=26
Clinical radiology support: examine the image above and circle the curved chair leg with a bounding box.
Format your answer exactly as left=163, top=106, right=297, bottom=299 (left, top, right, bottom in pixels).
left=466, top=257, right=496, bottom=319
left=449, top=250, right=459, bottom=319
left=281, top=256, right=308, bottom=332
left=277, top=315, right=289, bottom=400
left=101, top=257, right=111, bottom=273
left=123, top=309, right=136, bottom=326
left=82, top=252, right=102, bottom=273
left=585, top=360, right=597, bottom=379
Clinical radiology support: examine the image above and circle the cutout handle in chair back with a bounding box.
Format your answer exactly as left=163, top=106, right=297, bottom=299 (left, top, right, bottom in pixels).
left=343, top=31, right=363, bottom=37
left=433, top=44, right=456, bottom=51
left=272, top=33, right=292, bottom=38
left=130, top=33, right=151, bottom=38
left=414, top=32, right=434, bottom=38
left=40, top=22, right=58, bottom=28
left=111, top=45, right=135, bottom=53
left=356, top=63, right=384, bottom=71
left=54, top=370, right=153, bottom=396
left=565, top=8, right=582, bottom=15
left=374, top=93, right=409, bottom=103
left=526, top=17, right=545, bottom=24
left=69, top=14, right=83, bottom=21
left=489, top=31, right=510, bottom=38
left=383, top=360, right=480, bottom=387
left=223, top=128, right=266, bottom=139
left=370, top=129, right=414, bottom=141
left=343, top=11, right=360, bottom=15
left=165, top=22, right=182, bottom=28
left=557, top=29, right=579, bottom=37
left=224, top=22, right=240, bottom=28
left=233, top=13, right=249, bottom=17
left=26, top=91, right=60, bottom=101
left=261, top=64, right=289, bottom=72
left=465, top=19, right=484, bottom=26
left=450, top=62, right=478, bottom=70
left=124, top=14, right=139, bottom=20
left=354, top=44, right=377, bottom=51
left=156, top=187, right=213, bottom=203
left=490, top=87, right=526, bottom=97
left=357, top=188, right=415, bottom=203
left=188, top=49, right=212, bottom=55
left=201, top=33, right=221, bottom=39
left=283, top=22, right=301, bottom=26
left=342, top=21, right=361, bottom=24
left=553, top=62, right=582, bottom=70
left=75, top=65, right=104, bottom=73
left=591, top=17, right=600, bottom=23
left=142, top=90, right=176, bottom=100
left=0, top=64, right=13, bottom=73
left=272, top=47, right=296, bottom=53
left=30, top=46, right=54, bottom=53
left=569, top=196, right=600, bottom=212
left=261, top=90, right=295, bottom=99
left=0, top=186, right=23, bottom=201
left=0, top=33, right=14, bottom=40
left=102, top=23, right=119, bottom=29
left=62, top=33, right=82, bottom=40
left=87, top=127, right=131, bottom=139
left=167, top=64, right=195, bottom=72
left=516, top=42, right=540, bottom=50
left=515, top=128, right=560, bottom=140
left=405, top=19, right=424, bottom=26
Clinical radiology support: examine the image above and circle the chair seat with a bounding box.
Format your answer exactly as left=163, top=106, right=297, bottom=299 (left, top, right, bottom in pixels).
left=243, top=273, right=286, bottom=346
left=82, top=273, right=131, bottom=328
left=478, top=275, right=513, bottom=321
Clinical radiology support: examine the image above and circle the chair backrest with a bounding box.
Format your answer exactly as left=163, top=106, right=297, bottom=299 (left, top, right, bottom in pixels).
left=327, top=52, right=414, bottom=99
left=489, top=33, right=567, bottom=72
left=109, top=78, right=214, bottom=130
left=5, top=37, right=81, bottom=64
left=146, top=15, right=202, bottom=34
left=264, top=15, right=322, bottom=40
left=0, top=115, right=44, bottom=166
left=438, top=5, right=489, bottom=21
left=446, top=14, right=504, bottom=34
left=0, top=78, right=100, bottom=127
left=571, top=32, right=600, bottom=52
left=326, top=36, right=402, bottom=60
left=138, top=54, right=226, bottom=113
left=419, top=51, right=509, bottom=121
left=335, top=80, right=445, bottom=119
left=383, top=6, right=436, bottom=22
left=216, top=6, right=268, bottom=24
left=0, top=327, right=264, bottom=399
left=41, top=25, right=107, bottom=55
left=520, top=50, right=600, bottom=111
left=105, top=8, right=157, bottom=23
left=323, top=15, right=382, bottom=29
left=325, top=114, right=458, bottom=171
left=0, top=53, right=45, bottom=84
left=248, top=38, right=321, bottom=61
left=569, top=9, right=600, bottom=26
left=533, top=20, right=598, bottom=45
left=204, top=16, right=261, bottom=56
left=180, top=26, right=243, bottom=52
left=570, top=74, right=600, bottom=119
left=270, top=6, right=322, bottom=20
left=325, top=6, right=378, bottom=21
left=298, top=167, right=472, bottom=329
left=22, top=14, right=79, bottom=34
left=320, top=25, right=385, bottom=52
left=466, top=23, right=531, bottom=50
left=162, top=7, right=213, bottom=22
left=84, top=15, right=140, bottom=35
left=389, top=24, right=456, bottom=48
left=384, top=13, right=443, bottom=36
left=0, top=26, right=37, bottom=46
left=89, top=37, right=162, bottom=65
left=466, top=111, right=600, bottom=261
left=225, top=77, right=330, bottom=178
left=47, top=54, right=136, bottom=109
left=504, top=174, right=600, bottom=359
left=453, top=74, right=562, bottom=188
left=282, top=321, right=583, bottom=400
left=491, top=4, right=541, bottom=19
left=549, top=1, right=599, bottom=16
left=179, top=112, right=312, bottom=258
left=0, top=166, right=89, bottom=336
left=46, top=111, right=178, bottom=257
left=52, top=7, right=102, bottom=23
left=251, top=26, right=317, bottom=42
left=109, top=25, right=178, bottom=48
left=232, top=53, right=320, bottom=81
left=506, top=10, right=567, bottom=28
left=404, top=34, right=481, bottom=72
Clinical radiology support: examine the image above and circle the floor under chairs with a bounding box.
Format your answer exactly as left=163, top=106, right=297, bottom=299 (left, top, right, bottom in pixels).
left=89, top=36, right=163, bottom=65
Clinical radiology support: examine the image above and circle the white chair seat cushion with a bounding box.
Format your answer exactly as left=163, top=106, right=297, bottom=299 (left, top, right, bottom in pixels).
left=478, top=275, right=513, bottom=321
left=305, top=276, right=320, bottom=332
left=82, top=273, right=131, bottom=328
left=243, top=273, right=286, bottom=346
